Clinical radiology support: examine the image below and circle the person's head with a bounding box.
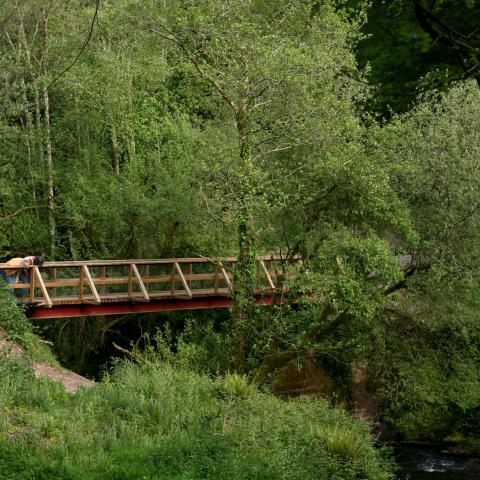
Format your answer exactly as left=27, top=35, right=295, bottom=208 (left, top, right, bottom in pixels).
left=25, top=255, right=44, bottom=266
left=33, top=255, right=45, bottom=266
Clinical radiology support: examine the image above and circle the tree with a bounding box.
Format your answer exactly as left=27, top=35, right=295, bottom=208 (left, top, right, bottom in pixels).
left=412, top=0, right=480, bottom=81
left=137, top=0, right=370, bottom=362
left=378, top=80, right=480, bottom=279
left=352, top=0, right=480, bottom=115
left=358, top=81, right=480, bottom=439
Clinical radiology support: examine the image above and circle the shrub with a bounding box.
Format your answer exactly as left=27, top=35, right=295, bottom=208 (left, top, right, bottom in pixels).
left=0, top=285, right=33, bottom=346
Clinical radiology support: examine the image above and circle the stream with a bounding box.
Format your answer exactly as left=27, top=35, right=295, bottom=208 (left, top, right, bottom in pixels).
left=395, top=445, right=480, bottom=479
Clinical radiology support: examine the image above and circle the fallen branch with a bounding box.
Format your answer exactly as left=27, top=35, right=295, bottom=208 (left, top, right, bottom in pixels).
left=112, top=341, right=150, bottom=365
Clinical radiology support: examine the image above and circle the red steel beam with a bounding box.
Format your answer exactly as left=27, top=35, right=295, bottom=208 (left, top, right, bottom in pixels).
left=28, top=296, right=275, bottom=319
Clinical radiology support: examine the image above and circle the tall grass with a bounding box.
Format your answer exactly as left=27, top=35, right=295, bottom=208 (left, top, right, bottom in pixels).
left=0, top=354, right=394, bottom=479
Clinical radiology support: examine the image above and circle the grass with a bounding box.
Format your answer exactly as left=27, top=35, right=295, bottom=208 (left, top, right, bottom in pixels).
left=0, top=353, right=395, bottom=480
left=221, top=372, right=257, bottom=398
left=313, top=423, right=367, bottom=460
left=0, top=293, right=394, bottom=478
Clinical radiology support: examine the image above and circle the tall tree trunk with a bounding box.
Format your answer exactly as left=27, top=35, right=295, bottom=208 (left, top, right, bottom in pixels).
left=232, top=98, right=257, bottom=368
left=33, top=87, right=44, bottom=161
left=20, top=77, right=39, bottom=219
left=15, top=17, right=39, bottom=219
left=111, top=123, right=121, bottom=175
left=124, top=69, right=136, bottom=165
left=18, top=15, right=45, bottom=174
left=42, top=9, right=56, bottom=257
left=75, top=98, right=82, bottom=159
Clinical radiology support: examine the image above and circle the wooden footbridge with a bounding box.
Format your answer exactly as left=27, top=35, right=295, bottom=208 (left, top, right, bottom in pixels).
left=0, top=257, right=289, bottom=319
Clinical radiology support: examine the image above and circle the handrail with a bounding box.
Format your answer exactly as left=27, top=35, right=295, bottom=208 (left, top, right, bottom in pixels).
left=0, top=255, right=288, bottom=269
left=0, top=256, right=297, bottom=308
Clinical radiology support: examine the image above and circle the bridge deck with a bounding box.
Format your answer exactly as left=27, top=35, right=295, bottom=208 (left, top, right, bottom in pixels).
left=0, top=256, right=288, bottom=319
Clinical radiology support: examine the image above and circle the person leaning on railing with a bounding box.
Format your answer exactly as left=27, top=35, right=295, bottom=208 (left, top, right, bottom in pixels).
left=0, top=256, right=45, bottom=296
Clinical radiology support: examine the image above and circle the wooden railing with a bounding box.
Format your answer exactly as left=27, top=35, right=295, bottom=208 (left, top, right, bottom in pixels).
left=0, top=257, right=289, bottom=308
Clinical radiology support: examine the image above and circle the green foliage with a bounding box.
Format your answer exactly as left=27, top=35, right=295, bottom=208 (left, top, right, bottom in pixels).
left=221, top=372, right=257, bottom=399
left=0, top=0, right=230, bottom=259
left=377, top=81, right=480, bottom=283
left=172, top=320, right=236, bottom=374
left=359, top=82, right=480, bottom=443
left=367, top=288, right=480, bottom=442
left=1, top=0, right=480, bottom=453
left=0, top=286, right=33, bottom=346
left=0, top=286, right=56, bottom=363
left=352, top=0, right=480, bottom=115
left=314, top=423, right=370, bottom=461
left=0, top=358, right=395, bottom=479
left=134, top=0, right=373, bottom=336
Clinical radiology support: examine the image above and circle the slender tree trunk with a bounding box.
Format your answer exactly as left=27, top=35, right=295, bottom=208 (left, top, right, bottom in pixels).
left=111, top=123, right=121, bottom=175
left=19, top=12, right=47, bottom=229
left=42, top=9, right=56, bottom=257
left=75, top=98, right=82, bottom=158
left=20, top=77, right=39, bottom=219
left=16, top=18, right=39, bottom=218
left=33, top=87, right=44, bottom=158
left=18, top=16, right=45, bottom=171
left=7, top=18, right=39, bottom=218
left=124, top=69, right=136, bottom=164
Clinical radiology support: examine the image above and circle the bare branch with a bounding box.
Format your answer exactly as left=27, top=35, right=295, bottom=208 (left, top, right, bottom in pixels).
left=112, top=342, right=150, bottom=365
left=383, top=264, right=431, bottom=296
left=0, top=205, right=48, bottom=222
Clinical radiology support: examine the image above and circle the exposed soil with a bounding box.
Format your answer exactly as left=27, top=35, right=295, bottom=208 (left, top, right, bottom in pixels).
left=1, top=336, right=94, bottom=393
left=32, top=362, right=95, bottom=392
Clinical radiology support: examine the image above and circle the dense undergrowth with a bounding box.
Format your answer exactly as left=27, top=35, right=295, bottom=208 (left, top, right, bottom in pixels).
left=0, top=290, right=396, bottom=479
left=368, top=287, right=480, bottom=450
left=0, top=352, right=395, bottom=480
left=0, top=286, right=55, bottom=364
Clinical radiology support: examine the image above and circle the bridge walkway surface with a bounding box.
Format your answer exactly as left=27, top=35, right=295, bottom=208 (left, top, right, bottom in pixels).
left=0, top=256, right=291, bottom=319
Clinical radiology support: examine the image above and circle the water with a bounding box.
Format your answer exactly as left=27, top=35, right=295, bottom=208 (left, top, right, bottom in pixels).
left=395, top=445, right=480, bottom=479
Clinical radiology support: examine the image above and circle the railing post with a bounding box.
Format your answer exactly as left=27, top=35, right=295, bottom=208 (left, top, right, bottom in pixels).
left=221, top=267, right=232, bottom=292
left=170, top=263, right=175, bottom=294
left=33, top=266, right=52, bottom=308
left=260, top=260, right=275, bottom=290
left=50, top=267, right=57, bottom=299
left=145, top=265, right=150, bottom=293
left=29, top=268, right=35, bottom=303
left=128, top=264, right=133, bottom=298
left=214, top=265, right=219, bottom=294
left=174, top=263, right=192, bottom=298
left=132, top=264, right=150, bottom=301
left=100, top=266, right=106, bottom=295
left=83, top=265, right=101, bottom=304
left=188, top=263, right=192, bottom=290
left=79, top=266, right=84, bottom=302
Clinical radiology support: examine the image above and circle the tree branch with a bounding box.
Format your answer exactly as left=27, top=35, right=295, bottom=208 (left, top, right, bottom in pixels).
left=149, top=25, right=238, bottom=115
left=0, top=205, right=48, bottom=222
left=47, top=0, right=101, bottom=89
left=112, top=342, right=150, bottom=365
left=383, top=263, right=431, bottom=296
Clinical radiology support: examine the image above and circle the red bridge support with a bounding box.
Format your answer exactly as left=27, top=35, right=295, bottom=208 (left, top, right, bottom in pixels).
left=28, top=296, right=275, bottom=319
